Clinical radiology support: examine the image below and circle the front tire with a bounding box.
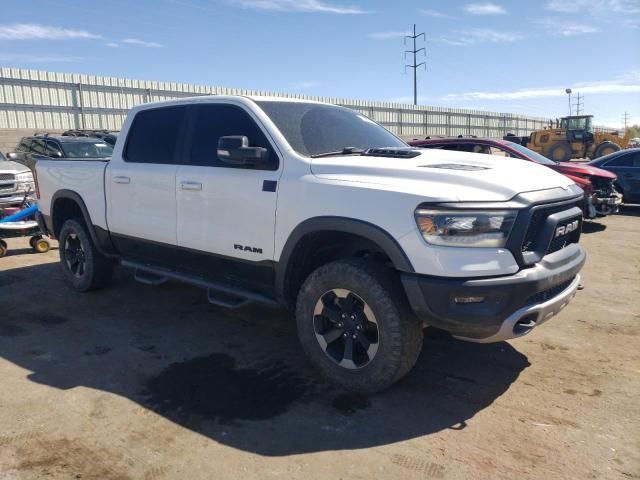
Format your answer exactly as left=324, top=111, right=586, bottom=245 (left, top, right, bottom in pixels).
left=295, top=259, right=423, bottom=393
left=58, top=218, right=114, bottom=292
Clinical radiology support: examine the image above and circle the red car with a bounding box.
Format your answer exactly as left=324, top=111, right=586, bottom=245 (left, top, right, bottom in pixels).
left=409, top=137, right=622, bottom=219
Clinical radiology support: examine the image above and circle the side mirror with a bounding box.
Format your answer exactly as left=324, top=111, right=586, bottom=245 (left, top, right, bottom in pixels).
left=217, top=136, right=268, bottom=166
left=51, top=151, right=64, bottom=159
left=6, top=152, right=19, bottom=161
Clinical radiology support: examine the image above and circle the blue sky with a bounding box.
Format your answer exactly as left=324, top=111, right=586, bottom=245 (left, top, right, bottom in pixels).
left=1, top=0, right=639, bottom=127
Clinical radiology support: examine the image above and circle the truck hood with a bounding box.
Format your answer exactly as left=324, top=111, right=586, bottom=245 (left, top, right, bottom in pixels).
left=310, top=149, right=576, bottom=202
left=0, top=160, right=30, bottom=175
left=553, top=162, right=616, bottom=180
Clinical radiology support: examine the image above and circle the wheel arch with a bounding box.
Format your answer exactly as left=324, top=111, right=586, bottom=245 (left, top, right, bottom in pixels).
left=275, top=217, right=414, bottom=307
left=50, top=190, right=116, bottom=256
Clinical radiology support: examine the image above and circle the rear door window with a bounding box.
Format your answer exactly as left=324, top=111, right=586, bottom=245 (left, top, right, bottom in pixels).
left=30, top=139, right=48, bottom=155
left=17, top=139, right=32, bottom=152
left=489, top=146, right=511, bottom=157
left=124, top=106, right=186, bottom=164
left=427, top=143, right=458, bottom=152
left=458, top=143, right=490, bottom=154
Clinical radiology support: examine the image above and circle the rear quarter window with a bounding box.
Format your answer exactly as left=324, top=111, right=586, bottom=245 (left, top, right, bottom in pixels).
left=124, top=106, right=186, bottom=164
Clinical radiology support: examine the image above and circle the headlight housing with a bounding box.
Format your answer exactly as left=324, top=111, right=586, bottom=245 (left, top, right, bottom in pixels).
left=15, top=171, right=34, bottom=192
left=15, top=171, right=33, bottom=182
left=415, top=208, right=517, bottom=248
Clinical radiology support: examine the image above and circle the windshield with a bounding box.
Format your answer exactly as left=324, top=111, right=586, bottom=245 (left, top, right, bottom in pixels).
left=256, top=101, right=407, bottom=157
left=560, top=117, right=593, bottom=133
left=0, top=151, right=6, bottom=162
left=505, top=141, right=558, bottom=166
left=61, top=141, right=113, bottom=158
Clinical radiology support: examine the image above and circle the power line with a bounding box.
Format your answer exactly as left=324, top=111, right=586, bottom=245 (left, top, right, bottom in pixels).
left=404, top=24, right=426, bottom=106
left=622, top=112, right=630, bottom=130
left=572, top=93, right=584, bottom=115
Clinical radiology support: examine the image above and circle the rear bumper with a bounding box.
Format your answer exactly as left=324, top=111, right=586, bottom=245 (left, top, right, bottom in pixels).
left=401, top=244, right=586, bottom=342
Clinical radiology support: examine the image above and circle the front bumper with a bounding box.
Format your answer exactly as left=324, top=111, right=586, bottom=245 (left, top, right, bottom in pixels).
left=401, top=243, right=586, bottom=342
left=0, top=193, right=30, bottom=207
left=591, top=192, right=622, bottom=217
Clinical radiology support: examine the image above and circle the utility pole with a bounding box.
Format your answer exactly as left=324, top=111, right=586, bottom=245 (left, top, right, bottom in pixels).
left=622, top=112, right=630, bottom=131
left=404, top=24, right=425, bottom=106
left=573, top=93, right=584, bottom=115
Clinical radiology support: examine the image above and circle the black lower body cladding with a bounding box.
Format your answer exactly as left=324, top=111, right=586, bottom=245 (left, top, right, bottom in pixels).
left=401, top=243, right=586, bottom=340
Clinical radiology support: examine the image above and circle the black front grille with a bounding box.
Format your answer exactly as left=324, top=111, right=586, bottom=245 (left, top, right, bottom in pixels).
left=0, top=173, right=15, bottom=181
left=547, top=218, right=581, bottom=254
left=521, top=204, right=574, bottom=253
left=526, top=277, right=575, bottom=305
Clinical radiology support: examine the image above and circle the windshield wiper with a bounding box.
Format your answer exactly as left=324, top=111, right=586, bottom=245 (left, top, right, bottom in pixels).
left=311, top=147, right=366, bottom=158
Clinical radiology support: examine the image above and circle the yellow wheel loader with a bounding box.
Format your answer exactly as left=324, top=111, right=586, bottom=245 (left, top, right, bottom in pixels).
left=505, top=115, right=630, bottom=162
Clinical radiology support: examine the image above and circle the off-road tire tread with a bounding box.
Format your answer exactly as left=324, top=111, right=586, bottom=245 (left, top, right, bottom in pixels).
left=295, top=258, right=423, bottom=393
left=59, top=218, right=113, bottom=292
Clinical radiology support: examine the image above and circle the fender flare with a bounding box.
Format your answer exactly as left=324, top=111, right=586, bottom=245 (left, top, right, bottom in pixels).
left=50, top=189, right=116, bottom=256
left=275, top=216, right=415, bottom=300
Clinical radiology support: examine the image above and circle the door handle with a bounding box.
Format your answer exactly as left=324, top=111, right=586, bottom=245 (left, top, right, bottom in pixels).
left=113, top=176, right=130, bottom=184
left=180, top=181, right=202, bottom=191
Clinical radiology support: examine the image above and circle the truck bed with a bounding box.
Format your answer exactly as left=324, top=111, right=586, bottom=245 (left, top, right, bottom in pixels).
left=36, top=159, right=109, bottom=232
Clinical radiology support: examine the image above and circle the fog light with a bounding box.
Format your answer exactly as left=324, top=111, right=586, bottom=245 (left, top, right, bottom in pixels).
left=454, top=296, right=485, bottom=304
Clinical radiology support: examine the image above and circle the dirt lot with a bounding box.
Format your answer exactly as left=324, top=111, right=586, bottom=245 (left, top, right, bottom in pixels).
left=0, top=209, right=639, bottom=480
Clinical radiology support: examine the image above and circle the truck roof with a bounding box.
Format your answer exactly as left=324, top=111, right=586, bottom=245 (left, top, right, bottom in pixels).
left=128, top=95, right=329, bottom=112
left=28, top=134, right=110, bottom=143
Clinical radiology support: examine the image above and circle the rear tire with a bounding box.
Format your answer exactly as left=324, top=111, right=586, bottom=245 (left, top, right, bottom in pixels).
left=58, top=218, right=114, bottom=292
left=548, top=143, right=572, bottom=162
left=0, top=240, right=7, bottom=258
left=295, top=259, right=423, bottom=393
left=594, top=142, right=620, bottom=158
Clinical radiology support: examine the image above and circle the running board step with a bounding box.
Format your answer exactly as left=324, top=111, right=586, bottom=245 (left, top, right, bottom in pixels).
left=207, top=289, right=251, bottom=309
left=122, top=260, right=278, bottom=309
left=134, top=269, right=169, bottom=286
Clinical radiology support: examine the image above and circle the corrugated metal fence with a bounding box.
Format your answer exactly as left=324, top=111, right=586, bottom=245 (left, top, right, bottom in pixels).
left=0, top=67, right=552, bottom=137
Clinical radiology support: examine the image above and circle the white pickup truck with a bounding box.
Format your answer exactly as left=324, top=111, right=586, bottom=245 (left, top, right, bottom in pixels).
left=35, top=96, right=586, bottom=392
left=0, top=152, right=34, bottom=208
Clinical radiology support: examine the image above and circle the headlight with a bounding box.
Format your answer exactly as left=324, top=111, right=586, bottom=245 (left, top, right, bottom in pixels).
left=415, top=208, right=517, bottom=248
left=15, top=172, right=33, bottom=182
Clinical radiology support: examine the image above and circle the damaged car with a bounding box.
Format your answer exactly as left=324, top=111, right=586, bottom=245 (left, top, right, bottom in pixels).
left=409, top=136, right=621, bottom=219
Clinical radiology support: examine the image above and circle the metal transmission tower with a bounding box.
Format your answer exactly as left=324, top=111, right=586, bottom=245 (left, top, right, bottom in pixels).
left=622, top=112, right=630, bottom=130
left=573, top=93, right=584, bottom=115
left=404, top=24, right=426, bottom=106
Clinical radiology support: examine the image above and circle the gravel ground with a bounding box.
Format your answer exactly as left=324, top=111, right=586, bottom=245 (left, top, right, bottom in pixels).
left=0, top=208, right=638, bottom=480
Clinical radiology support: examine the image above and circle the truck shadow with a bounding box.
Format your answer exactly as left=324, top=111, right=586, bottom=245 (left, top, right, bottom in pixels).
left=582, top=221, right=607, bottom=234
left=0, top=262, right=530, bottom=456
